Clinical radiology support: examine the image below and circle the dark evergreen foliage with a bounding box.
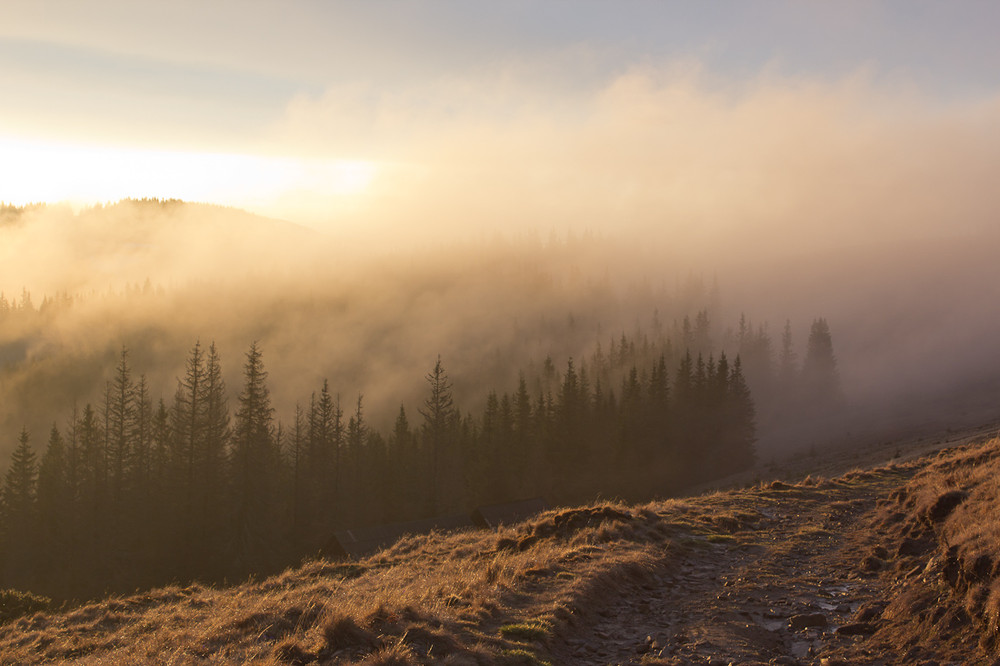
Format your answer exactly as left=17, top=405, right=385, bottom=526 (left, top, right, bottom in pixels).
left=801, top=317, right=843, bottom=407
left=0, top=311, right=839, bottom=602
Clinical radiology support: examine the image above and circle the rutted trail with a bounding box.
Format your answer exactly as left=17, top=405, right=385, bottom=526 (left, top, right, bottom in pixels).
left=549, top=471, right=903, bottom=665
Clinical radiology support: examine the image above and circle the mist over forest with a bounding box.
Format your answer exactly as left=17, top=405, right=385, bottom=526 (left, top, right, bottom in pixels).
left=1, top=196, right=998, bottom=468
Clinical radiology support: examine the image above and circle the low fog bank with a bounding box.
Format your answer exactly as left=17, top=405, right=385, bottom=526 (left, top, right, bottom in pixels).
left=717, top=231, right=1000, bottom=456
left=0, top=203, right=716, bottom=453
left=1, top=200, right=999, bottom=468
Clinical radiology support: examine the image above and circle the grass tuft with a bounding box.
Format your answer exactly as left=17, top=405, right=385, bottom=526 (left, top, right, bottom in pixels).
left=323, top=614, right=379, bottom=651
left=499, top=620, right=549, bottom=642
left=499, top=647, right=553, bottom=665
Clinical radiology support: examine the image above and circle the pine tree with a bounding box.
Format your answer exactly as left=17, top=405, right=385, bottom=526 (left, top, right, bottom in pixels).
left=199, top=342, right=230, bottom=575
left=230, top=341, right=281, bottom=573
left=288, top=403, right=307, bottom=548
left=512, top=375, right=534, bottom=495
left=344, top=394, right=367, bottom=524
left=420, top=356, right=456, bottom=515
left=619, top=365, right=643, bottom=461
left=644, top=354, right=670, bottom=457
left=37, top=424, right=71, bottom=586
left=106, top=347, right=135, bottom=512
left=3, top=428, right=38, bottom=525
left=801, top=318, right=843, bottom=407
left=778, top=319, right=798, bottom=387
left=2, top=429, right=38, bottom=585
left=130, top=375, right=153, bottom=504
left=171, top=341, right=205, bottom=532
left=474, top=391, right=501, bottom=505
left=74, top=403, right=106, bottom=579
left=202, top=342, right=230, bottom=498
left=554, top=358, right=587, bottom=479
left=722, top=356, right=757, bottom=472
left=388, top=404, right=419, bottom=520
left=306, top=380, right=339, bottom=537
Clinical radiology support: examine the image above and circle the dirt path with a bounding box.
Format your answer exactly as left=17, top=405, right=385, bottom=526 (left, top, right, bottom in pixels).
left=549, top=463, right=926, bottom=665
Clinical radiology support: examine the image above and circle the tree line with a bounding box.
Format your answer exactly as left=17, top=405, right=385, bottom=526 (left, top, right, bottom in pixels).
left=0, top=313, right=839, bottom=601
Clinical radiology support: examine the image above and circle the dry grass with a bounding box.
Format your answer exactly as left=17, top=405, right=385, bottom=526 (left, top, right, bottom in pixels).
left=0, top=498, right=694, bottom=665
left=4, top=435, right=1000, bottom=664
left=862, top=436, right=1000, bottom=659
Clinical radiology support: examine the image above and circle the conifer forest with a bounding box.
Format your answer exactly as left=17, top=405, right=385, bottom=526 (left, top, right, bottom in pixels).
left=0, top=279, right=841, bottom=601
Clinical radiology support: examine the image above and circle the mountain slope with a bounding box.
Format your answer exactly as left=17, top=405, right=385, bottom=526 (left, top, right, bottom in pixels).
left=0, top=423, right=998, bottom=665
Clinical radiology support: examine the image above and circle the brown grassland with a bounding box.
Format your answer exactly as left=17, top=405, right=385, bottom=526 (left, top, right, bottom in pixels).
left=2, top=424, right=1000, bottom=665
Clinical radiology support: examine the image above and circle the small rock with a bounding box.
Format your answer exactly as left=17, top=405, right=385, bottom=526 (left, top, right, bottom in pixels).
left=835, top=622, right=877, bottom=635
left=835, top=604, right=852, bottom=613
left=860, top=555, right=884, bottom=572
left=769, top=656, right=800, bottom=665
left=855, top=601, right=887, bottom=622
left=788, top=613, right=828, bottom=631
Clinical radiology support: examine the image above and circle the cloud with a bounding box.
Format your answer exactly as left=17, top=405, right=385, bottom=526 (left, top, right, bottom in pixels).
left=267, top=63, right=1000, bottom=258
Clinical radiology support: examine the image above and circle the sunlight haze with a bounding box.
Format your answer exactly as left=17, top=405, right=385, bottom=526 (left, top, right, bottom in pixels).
left=4, top=1, right=1000, bottom=238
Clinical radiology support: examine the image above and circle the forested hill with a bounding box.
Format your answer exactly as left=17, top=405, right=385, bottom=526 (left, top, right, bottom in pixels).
left=0, top=328, right=762, bottom=601
left=0, top=200, right=846, bottom=602
left=0, top=317, right=842, bottom=603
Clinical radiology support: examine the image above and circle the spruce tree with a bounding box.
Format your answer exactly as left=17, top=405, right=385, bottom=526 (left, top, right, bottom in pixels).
left=37, top=424, right=71, bottom=587
left=723, top=356, right=757, bottom=472
left=512, top=375, right=534, bottom=495
left=388, top=404, right=419, bottom=520
left=170, top=341, right=204, bottom=532
left=230, top=341, right=281, bottom=573
left=420, top=356, right=456, bottom=515
left=778, top=319, right=798, bottom=387
left=2, top=429, right=38, bottom=585
left=199, top=342, right=230, bottom=575
left=106, top=347, right=135, bottom=512
left=801, top=318, right=843, bottom=407
left=288, top=403, right=307, bottom=549
left=306, top=380, right=339, bottom=537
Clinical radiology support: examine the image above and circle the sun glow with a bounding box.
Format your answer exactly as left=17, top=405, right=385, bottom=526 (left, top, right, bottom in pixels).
left=0, top=136, right=377, bottom=219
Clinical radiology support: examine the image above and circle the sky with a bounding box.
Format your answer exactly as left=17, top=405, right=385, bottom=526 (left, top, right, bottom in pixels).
left=2, top=1, right=1000, bottom=238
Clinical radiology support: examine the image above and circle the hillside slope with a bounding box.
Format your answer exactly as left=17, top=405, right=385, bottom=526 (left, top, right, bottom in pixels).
left=1, top=424, right=999, bottom=665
